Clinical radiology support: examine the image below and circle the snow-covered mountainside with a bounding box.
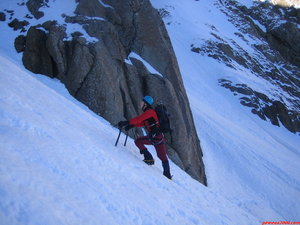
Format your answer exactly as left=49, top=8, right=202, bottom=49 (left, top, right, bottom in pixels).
left=158, top=0, right=300, bottom=134
left=1, top=0, right=300, bottom=224
left=261, top=0, right=300, bottom=8
left=3, top=0, right=207, bottom=183
left=1, top=54, right=243, bottom=225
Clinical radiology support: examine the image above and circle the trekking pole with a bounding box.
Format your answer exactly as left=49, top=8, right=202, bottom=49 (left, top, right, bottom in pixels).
left=124, top=131, right=129, bottom=146
left=115, top=128, right=122, bottom=146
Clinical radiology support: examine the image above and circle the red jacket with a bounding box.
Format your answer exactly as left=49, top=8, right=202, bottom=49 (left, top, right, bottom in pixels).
left=129, top=108, right=159, bottom=132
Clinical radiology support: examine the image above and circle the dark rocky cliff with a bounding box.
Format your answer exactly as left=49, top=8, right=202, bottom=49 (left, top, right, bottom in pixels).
left=4, top=0, right=207, bottom=184
left=191, top=0, right=300, bottom=134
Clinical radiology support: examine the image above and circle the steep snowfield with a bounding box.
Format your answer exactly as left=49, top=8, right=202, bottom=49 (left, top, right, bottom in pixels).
left=0, top=53, right=259, bottom=225
left=1, top=0, right=300, bottom=224
left=151, top=0, right=300, bottom=222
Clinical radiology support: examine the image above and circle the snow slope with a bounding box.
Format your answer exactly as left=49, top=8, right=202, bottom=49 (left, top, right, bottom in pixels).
left=0, top=53, right=259, bottom=225
left=1, top=0, right=300, bottom=224
left=150, top=0, right=300, bottom=222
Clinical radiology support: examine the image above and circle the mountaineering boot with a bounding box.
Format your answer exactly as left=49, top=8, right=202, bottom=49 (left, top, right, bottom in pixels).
left=140, top=149, right=154, bottom=165
left=162, top=160, right=172, bottom=179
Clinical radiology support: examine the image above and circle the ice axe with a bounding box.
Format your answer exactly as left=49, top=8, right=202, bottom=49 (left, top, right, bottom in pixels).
left=115, top=128, right=129, bottom=147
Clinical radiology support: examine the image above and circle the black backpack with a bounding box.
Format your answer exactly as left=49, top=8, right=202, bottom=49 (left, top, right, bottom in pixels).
left=155, top=104, right=173, bottom=141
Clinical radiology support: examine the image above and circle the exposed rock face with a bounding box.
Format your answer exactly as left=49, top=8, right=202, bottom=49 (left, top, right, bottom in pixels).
left=0, top=12, right=6, bottom=21
left=8, top=18, right=29, bottom=32
left=219, top=79, right=300, bottom=133
left=22, top=26, right=54, bottom=77
left=26, top=0, right=47, bottom=19
left=248, top=2, right=300, bottom=67
left=12, top=0, right=207, bottom=184
left=267, top=22, right=300, bottom=67
left=191, top=0, right=300, bottom=133
left=14, top=35, right=26, bottom=53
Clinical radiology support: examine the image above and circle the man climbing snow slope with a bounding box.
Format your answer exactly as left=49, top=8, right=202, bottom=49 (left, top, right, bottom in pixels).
left=118, top=96, right=172, bottom=179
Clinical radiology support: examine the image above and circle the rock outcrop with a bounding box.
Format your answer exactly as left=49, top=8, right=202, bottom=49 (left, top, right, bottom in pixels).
left=26, top=0, right=47, bottom=19
left=0, top=12, right=6, bottom=21
left=191, top=0, right=300, bottom=133
left=8, top=0, right=207, bottom=184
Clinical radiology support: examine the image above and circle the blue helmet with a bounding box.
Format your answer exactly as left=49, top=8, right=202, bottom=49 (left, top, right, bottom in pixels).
left=143, top=96, right=154, bottom=105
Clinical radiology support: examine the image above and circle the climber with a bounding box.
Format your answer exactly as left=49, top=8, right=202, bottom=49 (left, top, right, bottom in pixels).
left=118, top=96, right=172, bottom=179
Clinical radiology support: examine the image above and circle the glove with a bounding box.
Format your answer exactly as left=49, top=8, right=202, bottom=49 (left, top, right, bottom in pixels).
left=124, top=124, right=134, bottom=131
left=118, top=120, right=129, bottom=128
